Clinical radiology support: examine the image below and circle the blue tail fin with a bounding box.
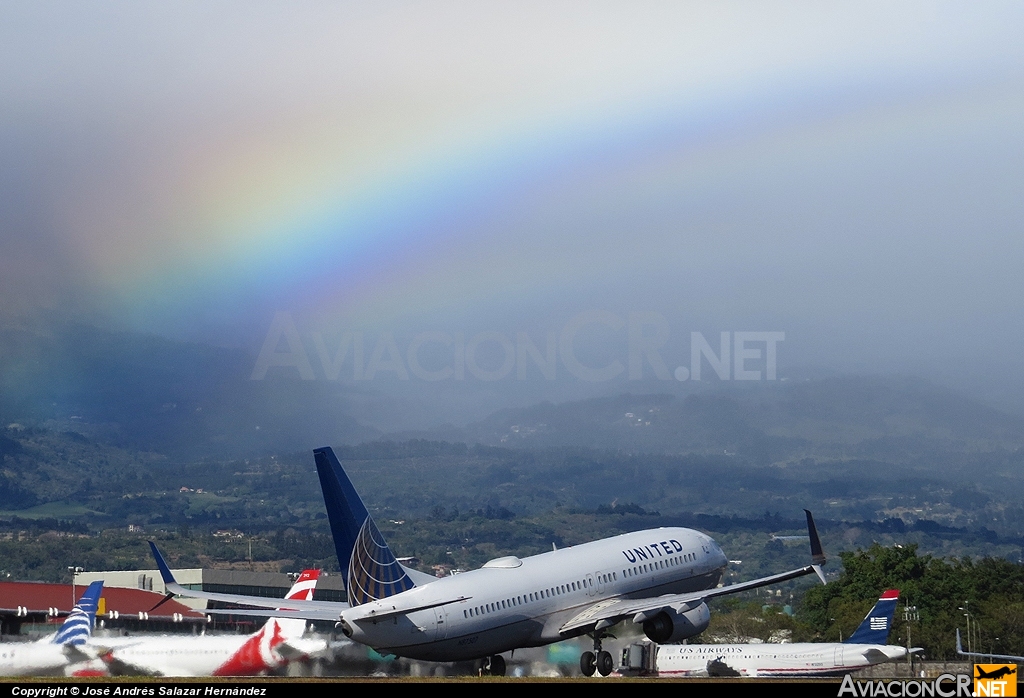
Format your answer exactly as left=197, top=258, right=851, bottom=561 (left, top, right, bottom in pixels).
left=314, top=447, right=415, bottom=606
left=53, top=580, right=103, bottom=646
left=845, top=589, right=899, bottom=644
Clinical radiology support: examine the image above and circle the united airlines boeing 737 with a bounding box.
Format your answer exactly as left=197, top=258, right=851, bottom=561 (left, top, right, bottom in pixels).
left=150, top=446, right=827, bottom=676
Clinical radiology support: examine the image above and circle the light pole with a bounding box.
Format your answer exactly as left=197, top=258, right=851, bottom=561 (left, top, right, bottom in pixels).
left=959, top=602, right=974, bottom=655
left=903, top=603, right=919, bottom=673
left=67, top=566, right=83, bottom=609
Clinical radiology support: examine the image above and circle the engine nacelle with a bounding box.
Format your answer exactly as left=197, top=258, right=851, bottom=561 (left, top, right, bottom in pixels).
left=642, top=602, right=710, bottom=643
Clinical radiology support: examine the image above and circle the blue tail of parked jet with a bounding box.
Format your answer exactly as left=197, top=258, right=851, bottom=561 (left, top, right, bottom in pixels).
left=314, top=446, right=416, bottom=606
left=845, top=589, right=900, bottom=644
left=52, top=580, right=103, bottom=646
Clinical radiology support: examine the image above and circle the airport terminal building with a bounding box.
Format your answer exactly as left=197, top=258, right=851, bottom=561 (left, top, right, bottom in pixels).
left=1, top=569, right=345, bottom=637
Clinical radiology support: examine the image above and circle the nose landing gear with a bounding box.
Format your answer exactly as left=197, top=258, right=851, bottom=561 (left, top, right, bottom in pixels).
left=580, top=632, right=614, bottom=676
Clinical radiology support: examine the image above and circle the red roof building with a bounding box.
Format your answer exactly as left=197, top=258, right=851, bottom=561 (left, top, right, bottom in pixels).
left=0, top=581, right=206, bottom=636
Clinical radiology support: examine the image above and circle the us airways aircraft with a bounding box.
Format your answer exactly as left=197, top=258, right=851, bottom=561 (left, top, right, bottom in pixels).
left=150, top=446, right=826, bottom=677
left=0, top=580, right=103, bottom=676
left=94, top=570, right=324, bottom=677
left=645, top=589, right=917, bottom=677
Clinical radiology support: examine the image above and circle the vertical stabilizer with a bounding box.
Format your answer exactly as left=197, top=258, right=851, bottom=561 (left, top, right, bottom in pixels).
left=313, top=447, right=415, bottom=606
left=272, top=569, right=321, bottom=638
left=213, top=569, right=320, bottom=676
left=53, top=580, right=103, bottom=646
left=845, top=589, right=900, bottom=644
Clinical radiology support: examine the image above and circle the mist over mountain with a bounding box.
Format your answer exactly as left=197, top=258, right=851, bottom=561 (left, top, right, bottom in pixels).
left=392, top=378, right=1023, bottom=467
left=0, top=318, right=377, bottom=459
left=4, top=317, right=1022, bottom=476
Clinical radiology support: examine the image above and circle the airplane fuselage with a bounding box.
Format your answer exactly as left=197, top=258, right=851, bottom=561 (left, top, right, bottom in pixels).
left=101, top=630, right=323, bottom=677
left=0, top=642, right=73, bottom=677
left=341, top=526, right=728, bottom=661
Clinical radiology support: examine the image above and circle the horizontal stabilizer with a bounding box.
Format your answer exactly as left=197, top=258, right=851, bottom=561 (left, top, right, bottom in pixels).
left=147, top=541, right=343, bottom=615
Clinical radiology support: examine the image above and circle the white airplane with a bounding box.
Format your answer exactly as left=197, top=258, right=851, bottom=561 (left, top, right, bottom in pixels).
left=0, top=580, right=103, bottom=676
left=95, top=569, right=325, bottom=677
left=149, top=446, right=827, bottom=676
left=639, top=589, right=917, bottom=677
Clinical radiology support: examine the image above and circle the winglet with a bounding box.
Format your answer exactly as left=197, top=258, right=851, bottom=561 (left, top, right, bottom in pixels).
left=956, top=628, right=963, bottom=654
left=805, top=510, right=826, bottom=566
left=148, top=541, right=178, bottom=585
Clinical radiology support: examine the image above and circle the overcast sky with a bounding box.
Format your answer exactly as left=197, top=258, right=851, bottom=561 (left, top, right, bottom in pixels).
left=3, top=2, right=1024, bottom=415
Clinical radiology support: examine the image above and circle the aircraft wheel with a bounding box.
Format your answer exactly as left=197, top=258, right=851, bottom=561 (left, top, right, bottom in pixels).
left=580, top=651, right=597, bottom=677
left=597, top=650, right=614, bottom=676
left=489, top=654, right=506, bottom=676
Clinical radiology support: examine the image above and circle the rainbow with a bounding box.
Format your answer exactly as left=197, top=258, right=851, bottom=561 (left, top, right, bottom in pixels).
left=79, top=66, right=1006, bottom=340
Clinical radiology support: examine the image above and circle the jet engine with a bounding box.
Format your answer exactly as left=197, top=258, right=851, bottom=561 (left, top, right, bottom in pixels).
left=641, top=602, right=710, bottom=643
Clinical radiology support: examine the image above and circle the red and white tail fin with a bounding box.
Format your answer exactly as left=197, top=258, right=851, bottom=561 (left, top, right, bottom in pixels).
left=274, top=569, right=320, bottom=638
left=212, top=569, right=321, bottom=676
left=284, top=570, right=319, bottom=602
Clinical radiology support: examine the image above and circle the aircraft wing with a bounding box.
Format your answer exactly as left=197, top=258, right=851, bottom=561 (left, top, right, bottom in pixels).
left=201, top=606, right=343, bottom=621
left=100, top=652, right=167, bottom=677
left=560, top=510, right=827, bottom=636
left=859, top=647, right=916, bottom=664
left=957, top=628, right=1024, bottom=662
left=62, top=643, right=102, bottom=664
left=147, top=541, right=346, bottom=615
left=204, top=592, right=472, bottom=623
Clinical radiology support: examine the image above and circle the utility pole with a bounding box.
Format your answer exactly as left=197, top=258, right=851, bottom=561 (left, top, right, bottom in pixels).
left=67, top=566, right=83, bottom=609
left=903, top=603, right=919, bottom=674
left=959, top=602, right=974, bottom=655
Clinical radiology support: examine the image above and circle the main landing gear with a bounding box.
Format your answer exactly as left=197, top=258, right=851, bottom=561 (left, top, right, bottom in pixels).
left=580, top=632, right=614, bottom=677
left=484, top=654, right=506, bottom=676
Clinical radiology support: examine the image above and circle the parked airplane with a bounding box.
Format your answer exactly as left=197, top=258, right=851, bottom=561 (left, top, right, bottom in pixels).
left=150, top=446, right=827, bottom=676
left=631, top=589, right=917, bottom=677
left=96, top=570, right=324, bottom=677
left=0, top=580, right=103, bottom=676
left=956, top=628, right=1024, bottom=664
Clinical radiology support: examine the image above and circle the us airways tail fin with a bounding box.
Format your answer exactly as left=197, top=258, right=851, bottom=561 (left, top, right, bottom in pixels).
left=53, top=580, right=103, bottom=646
left=314, top=446, right=417, bottom=606
left=845, top=589, right=899, bottom=644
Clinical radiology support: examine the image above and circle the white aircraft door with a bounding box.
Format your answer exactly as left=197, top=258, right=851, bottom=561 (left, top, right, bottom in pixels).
left=434, top=606, right=449, bottom=641
left=834, top=646, right=844, bottom=667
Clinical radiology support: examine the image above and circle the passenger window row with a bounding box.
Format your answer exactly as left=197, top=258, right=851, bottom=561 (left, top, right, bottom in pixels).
left=622, top=552, right=697, bottom=579
left=462, top=575, right=603, bottom=618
